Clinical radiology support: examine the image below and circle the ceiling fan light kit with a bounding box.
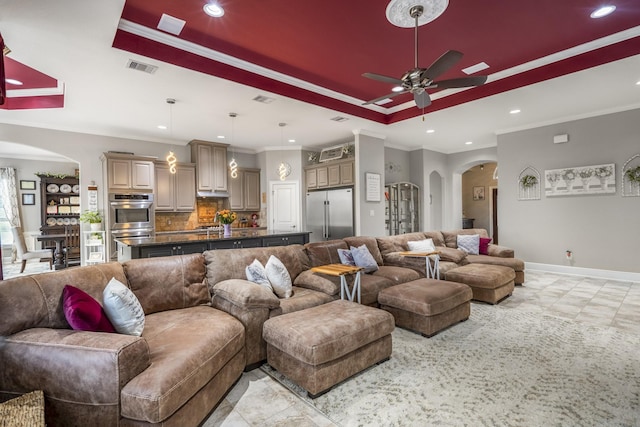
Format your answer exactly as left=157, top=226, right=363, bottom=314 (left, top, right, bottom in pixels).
left=364, top=0, right=487, bottom=110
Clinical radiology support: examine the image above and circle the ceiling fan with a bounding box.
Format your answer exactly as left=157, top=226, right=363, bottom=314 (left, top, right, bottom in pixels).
left=362, top=5, right=487, bottom=109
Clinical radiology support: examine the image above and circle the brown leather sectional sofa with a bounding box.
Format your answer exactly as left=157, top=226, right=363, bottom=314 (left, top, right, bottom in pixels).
left=0, top=228, right=523, bottom=426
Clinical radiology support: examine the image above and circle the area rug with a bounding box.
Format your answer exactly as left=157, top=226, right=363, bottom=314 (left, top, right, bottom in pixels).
left=261, top=304, right=640, bottom=426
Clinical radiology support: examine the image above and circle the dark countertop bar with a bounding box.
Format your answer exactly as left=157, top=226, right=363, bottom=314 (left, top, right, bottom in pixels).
left=116, top=229, right=308, bottom=247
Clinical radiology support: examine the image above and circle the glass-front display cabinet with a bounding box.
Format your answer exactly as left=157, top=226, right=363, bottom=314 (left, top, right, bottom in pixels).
left=385, top=182, right=420, bottom=235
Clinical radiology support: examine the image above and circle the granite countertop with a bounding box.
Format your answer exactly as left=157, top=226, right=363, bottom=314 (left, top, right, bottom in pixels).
left=116, top=229, right=309, bottom=247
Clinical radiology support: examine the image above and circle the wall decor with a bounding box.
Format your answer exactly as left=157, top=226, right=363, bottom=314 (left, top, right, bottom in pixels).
left=517, top=166, right=541, bottom=201
left=22, top=193, right=35, bottom=205
left=545, top=163, right=615, bottom=197
left=473, top=186, right=485, bottom=201
left=19, top=180, right=36, bottom=190
left=622, top=154, right=640, bottom=197
left=365, top=172, right=381, bottom=202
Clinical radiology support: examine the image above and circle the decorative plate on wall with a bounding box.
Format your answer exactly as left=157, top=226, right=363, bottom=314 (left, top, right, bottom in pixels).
left=60, top=184, right=72, bottom=193
left=72, top=184, right=80, bottom=193
left=46, top=183, right=59, bottom=193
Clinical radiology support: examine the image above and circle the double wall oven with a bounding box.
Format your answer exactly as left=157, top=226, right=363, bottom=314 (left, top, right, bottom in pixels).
left=108, top=193, right=155, bottom=260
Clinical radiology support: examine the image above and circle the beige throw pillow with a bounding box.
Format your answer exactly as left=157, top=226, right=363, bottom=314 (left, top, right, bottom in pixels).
left=264, top=255, right=293, bottom=298
left=103, top=277, right=145, bottom=336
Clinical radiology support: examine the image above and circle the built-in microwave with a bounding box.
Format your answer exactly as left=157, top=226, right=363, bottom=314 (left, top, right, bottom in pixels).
left=108, top=193, right=155, bottom=231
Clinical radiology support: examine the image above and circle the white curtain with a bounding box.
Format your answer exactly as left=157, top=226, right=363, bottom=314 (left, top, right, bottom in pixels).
left=0, top=167, right=21, bottom=227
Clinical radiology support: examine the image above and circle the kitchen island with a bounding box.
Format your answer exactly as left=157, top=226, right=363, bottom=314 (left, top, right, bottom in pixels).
left=115, top=229, right=310, bottom=261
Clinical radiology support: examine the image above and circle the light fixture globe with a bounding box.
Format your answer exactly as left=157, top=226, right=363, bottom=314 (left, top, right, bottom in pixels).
left=386, top=0, right=448, bottom=28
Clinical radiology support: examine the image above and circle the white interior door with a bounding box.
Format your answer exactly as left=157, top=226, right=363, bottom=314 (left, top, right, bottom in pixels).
left=269, top=181, right=300, bottom=232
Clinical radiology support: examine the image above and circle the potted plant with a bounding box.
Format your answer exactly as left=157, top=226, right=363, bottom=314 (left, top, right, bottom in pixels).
left=519, top=175, right=538, bottom=189
left=625, top=165, right=640, bottom=184
left=79, top=210, right=103, bottom=231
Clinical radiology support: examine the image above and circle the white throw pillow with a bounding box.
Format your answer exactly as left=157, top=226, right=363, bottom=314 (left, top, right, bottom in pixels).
left=407, top=238, right=436, bottom=253
left=457, top=234, right=480, bottom=255
left=264, top=255, right=293, bottom=298
left=245, top=259, right=273, bottom=291
left=103, top=277, right=145, bottom=336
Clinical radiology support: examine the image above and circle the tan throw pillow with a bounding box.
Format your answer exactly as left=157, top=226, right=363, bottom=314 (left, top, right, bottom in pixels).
left=0, top=390, right=45, bottom=427
left=265, top=255, right=293, bottom=298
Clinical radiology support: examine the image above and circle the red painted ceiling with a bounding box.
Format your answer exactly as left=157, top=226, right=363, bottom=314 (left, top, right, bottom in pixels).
left=1, top=57, right=63, bottom=110
left=112, top=0, right=640, bottom=124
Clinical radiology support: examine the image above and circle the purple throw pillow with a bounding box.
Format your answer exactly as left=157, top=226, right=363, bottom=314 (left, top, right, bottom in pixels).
left=63, top=285, right=116, bottom=333
left=479, top=237, right=492, bottom=255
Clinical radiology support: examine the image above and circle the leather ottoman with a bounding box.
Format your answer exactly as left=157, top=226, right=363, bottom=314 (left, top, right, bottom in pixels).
left=262, top=300, right=394, bottom=398
left=378, top=278, right=472, bottom=337
left=445, top=264, right=515, bottom=304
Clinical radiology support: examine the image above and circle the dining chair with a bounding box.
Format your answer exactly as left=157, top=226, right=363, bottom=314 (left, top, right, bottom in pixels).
left=11, top=226, right=53, bottom=273
left=63, top=225, right=81, bottom=268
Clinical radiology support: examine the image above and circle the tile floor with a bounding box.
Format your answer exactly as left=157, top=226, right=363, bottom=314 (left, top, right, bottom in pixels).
left=2, top=262, right=638, bottom=426
left=204, top=269, right=639, bottom=426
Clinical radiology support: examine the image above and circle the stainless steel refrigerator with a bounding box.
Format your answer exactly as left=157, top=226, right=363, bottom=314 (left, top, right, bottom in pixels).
left=306, top=188, right=354, bottom=243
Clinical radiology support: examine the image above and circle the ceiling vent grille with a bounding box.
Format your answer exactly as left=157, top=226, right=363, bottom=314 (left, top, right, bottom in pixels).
left=126, top=60, right=158, bottom=74
left=252, top=95, right=275, bottom=104
left=330, top=116, right=349, bottom=122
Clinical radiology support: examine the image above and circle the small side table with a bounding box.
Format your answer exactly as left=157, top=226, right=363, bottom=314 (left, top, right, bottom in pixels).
left=399, top=251, right=441, bottom=280
left=311, top=264, right=364, bottom=303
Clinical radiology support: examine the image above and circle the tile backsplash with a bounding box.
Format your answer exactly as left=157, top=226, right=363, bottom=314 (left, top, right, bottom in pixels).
left=155, top=198, right=263, bottom=231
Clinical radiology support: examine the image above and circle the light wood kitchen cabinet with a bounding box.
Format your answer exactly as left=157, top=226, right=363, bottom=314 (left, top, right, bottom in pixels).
left=189, top=140, right=229, bottom=194
left=305, top=159, right=354, bottom=190
left=103, top=153, right=156, bottom=192
left=229, top=168, right=261, bottom=211
left=155, top=162, right=196, bottom=212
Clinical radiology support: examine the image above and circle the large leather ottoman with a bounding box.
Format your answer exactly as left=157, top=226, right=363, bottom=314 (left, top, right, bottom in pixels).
left=262, top=299, right=395, bottom=398
left=378, top=278, right=472, bottom=337
left=445, top=264, right=515, bottom=304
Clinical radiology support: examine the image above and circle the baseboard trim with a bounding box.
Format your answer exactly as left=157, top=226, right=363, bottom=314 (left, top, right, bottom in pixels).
left=526, top=262, right=640, bottom=283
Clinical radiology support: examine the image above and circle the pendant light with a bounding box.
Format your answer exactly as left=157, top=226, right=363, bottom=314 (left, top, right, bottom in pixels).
left=165, top=98, right=177, bottom=174
left=228, top=112, right=238, bottom=179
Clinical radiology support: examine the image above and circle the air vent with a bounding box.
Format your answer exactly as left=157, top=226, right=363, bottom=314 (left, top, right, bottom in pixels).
left=157, top=13, right=186, bottom=36
left=126, top=60, right=158, bottom=74
left=252, top=95, right=276, bottom=104
left=330, top=116, right=349, bottom=122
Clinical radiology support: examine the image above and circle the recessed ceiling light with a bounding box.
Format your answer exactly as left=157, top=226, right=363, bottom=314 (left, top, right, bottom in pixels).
left=157, top=125, right=167, bottom=130
left=465, top=141, right=473, bottom=145
left=510, top=109, right=521, bottom=114
left=462, top=62, right=489, bottom=75
left=590, top=5, right=616, bottom=18
left=391, top=86, right=404, bottom=92
left=217, top=135, right=225, bottom=139
left=636, top=80, right=640, bottom=85
left=426, top=129, right=435, bottom=134
left=203, top=3, right=224, bottom=17
left=288, top=139, right=296, bottom=143
left=6, top=78, right=23, bottom=85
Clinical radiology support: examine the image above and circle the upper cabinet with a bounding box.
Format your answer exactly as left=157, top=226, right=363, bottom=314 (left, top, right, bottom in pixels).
left=229, top=168, right=261, bottom=211
left=102, top=153, right=156, bottom=192
left=155, top=162, right=196, bottom=212
left=188, top=140, right=229, bottom=195
left=305, top=159, right=354, bottom=190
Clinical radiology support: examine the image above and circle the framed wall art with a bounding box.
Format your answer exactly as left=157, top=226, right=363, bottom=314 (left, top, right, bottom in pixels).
left=20, top=180, right=36, bottom=190
left=473, top=186, right=485, bottom=201
left=22, top=193, right=35, bottom=205
left=545, top=163, right=615, bottom=197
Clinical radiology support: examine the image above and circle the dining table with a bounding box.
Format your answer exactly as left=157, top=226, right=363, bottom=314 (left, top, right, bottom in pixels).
left=37, top=234, right=68, bottom=270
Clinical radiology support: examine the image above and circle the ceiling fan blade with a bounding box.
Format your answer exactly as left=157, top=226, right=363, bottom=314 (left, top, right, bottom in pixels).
left=363, top=90, right=408, bottom=105
left=362, top=72, right=405, bottom=86
left=414, top=91, right=431, bottom=109
left=430, top=75, right=488, bottom=89
left=423, top=50, right=463, bottom=81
